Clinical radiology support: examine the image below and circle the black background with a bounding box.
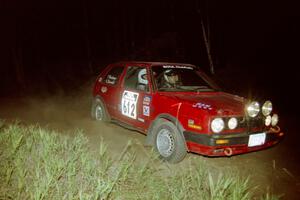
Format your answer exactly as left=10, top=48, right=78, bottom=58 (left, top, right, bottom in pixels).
left=1, top=0, right=299, bottom=115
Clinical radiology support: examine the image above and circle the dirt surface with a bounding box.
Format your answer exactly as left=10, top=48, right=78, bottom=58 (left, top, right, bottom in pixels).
left=0, top=84, right=299, bottom=199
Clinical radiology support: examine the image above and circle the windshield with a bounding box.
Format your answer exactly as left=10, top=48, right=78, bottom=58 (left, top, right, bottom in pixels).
left=151, top=65, right=220, bottom=92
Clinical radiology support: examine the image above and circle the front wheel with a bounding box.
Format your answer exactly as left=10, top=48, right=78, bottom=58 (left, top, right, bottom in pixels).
left=153, top=120, right=187, bottom=163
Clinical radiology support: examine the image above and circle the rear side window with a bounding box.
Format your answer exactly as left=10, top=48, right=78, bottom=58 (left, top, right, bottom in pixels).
left=103, top=66, right=124, bottom=85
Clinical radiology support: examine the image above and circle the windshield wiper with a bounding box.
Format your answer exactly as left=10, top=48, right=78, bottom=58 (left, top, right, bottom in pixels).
left=158, top=86, right=185, bottom=92
left=192, top=86, right=215, bottom=92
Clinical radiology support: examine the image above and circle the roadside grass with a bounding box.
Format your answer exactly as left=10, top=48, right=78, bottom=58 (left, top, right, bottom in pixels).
left=0, top=120, right=279, bottom=200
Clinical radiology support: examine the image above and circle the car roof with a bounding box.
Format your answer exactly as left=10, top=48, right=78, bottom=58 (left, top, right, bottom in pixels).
left=114, top=61, right=196, bottom=67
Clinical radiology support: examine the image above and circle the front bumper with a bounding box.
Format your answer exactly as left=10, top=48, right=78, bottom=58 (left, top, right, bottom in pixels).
left=184, top=126, right=284, bottom=156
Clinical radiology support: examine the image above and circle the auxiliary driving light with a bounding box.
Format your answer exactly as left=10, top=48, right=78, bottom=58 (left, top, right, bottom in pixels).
left=271, top=114, right=279, bottom=126
left=265, top=115, right=272, bottom=126
left=262, top=100, right=273, bottom=116
left=246, top=101, right=260, bottom=118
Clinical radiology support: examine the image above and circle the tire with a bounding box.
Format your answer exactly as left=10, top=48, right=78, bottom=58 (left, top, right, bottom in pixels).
left=91, top=98, right=110, bottom=122
left=152, top=119, right=187, bottom=163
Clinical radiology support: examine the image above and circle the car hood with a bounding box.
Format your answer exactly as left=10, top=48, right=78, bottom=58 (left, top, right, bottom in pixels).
left=160, top=92, right=246, bottom=115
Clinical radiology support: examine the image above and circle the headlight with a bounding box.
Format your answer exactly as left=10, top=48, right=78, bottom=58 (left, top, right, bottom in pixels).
left=228, top=117, right=238, bottom=129
left=262, top=101, right=272, bottom=116
left=271, top=114, right=279, bottom=126
left=246, top=101, right=260, bottom=118
left=211, top=118, right=224, bottom=133
left=265, top=115, right=272, bottom=126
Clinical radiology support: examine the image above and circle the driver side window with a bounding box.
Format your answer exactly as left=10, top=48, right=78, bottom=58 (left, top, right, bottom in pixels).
left=124, top=66, right=149, bottom=92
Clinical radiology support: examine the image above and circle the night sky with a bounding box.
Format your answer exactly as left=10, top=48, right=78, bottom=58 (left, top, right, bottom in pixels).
left=1, top=0, right=299, bottom=114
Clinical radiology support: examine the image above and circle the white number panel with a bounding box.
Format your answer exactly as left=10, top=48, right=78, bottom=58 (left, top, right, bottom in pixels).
left=121, top=90, right=139, bottom=119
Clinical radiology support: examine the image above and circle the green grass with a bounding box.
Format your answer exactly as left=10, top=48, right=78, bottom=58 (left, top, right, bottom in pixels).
left=0, top=120, right=279, bottom=200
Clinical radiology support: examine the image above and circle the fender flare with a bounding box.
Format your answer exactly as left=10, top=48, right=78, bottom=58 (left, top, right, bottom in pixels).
left=91, top=95, right=111, bottom=121
left=145, top=113, right=186, bottom=146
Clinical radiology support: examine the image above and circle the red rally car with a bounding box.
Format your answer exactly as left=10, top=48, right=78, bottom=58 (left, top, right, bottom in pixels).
left=91, top=61, right=284, bottom=163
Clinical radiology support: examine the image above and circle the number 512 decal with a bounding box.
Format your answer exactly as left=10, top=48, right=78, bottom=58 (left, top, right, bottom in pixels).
left=121, top=90, right=139, bottom=119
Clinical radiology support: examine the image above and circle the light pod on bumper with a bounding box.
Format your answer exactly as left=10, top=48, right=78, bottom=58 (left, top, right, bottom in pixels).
left=246, top=101, right=260, bottom=118
left=211, top=118, right=224, bottom=133
left=265, top=115, right=272, bottom=126
left=271, top=114, right=279, bottom=126
left=262, top=100, right=273, bottom=116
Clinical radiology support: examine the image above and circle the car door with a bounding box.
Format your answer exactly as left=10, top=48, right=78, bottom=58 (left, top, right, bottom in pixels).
left=99, top=64, right=125, bottom=118
left=118, top=65, right=152, bottom=130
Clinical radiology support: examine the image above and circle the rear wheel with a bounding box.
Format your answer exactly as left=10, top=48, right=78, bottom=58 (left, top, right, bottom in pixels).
left=91, top=98, right=110, bottom=122
left=153, top=120, right=187, bottom=163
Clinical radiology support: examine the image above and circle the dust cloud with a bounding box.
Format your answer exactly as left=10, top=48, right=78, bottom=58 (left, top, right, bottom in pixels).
left=0, top=80, right=299, bottom=199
